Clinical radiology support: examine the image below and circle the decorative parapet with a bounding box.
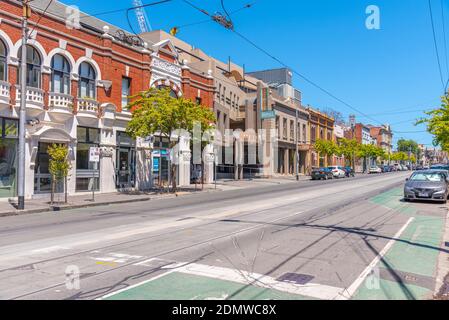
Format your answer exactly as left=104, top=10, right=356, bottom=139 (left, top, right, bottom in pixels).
left=151, top=56, right=181, bottom=77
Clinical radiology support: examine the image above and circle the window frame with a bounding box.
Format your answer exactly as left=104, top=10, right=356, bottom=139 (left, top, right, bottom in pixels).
left=121, top=76, right=131, bottom=108
left=51, top=54, right=71, bottom=94
left=78, top=62, right=96, bottom=99
left=18, top=45, right=41, bottom=88
left=0, top=39, right=7, bottom=81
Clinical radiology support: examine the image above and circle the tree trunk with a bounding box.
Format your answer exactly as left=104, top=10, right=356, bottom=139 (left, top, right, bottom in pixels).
left=51, top=175, right=55, bottom=205
left=64, top=176, right=68, bottom=204
left=171, top=163, right=177, bottom=193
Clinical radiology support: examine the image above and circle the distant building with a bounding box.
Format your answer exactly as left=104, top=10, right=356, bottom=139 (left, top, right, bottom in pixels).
left=247, top=68, right=301, bottom=107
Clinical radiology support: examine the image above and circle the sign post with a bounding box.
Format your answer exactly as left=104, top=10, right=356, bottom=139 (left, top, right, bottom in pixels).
left=89, top=147, right=100, bottom=201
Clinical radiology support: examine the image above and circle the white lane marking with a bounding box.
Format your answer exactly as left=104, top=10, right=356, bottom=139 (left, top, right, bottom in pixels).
left=31, top=246, right=70, bottom=254
left=177, top=263, right=344, bottom=300
left=336, top=217, right=415, bottom=300
left=90, top=253, right=143, bottom=264
left=103, top=258, right=343, bottom=300
left=98, top=269, right=178, bottom=300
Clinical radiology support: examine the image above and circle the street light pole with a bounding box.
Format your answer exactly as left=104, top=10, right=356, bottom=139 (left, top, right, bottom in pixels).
left=295, top=109, right=299, bottom=181
left=17, top=0, right=29, bottom=210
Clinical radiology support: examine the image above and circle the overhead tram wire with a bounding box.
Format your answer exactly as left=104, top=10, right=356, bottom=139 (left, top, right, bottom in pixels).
left=441, top=0, right=449, bottom=90
left=28, top=0, right=55, bottom=35
left=29, top=0, right=172, bottom=23
left=176, top=2, right=257, bottom=31
left=180, top=2, right=438, bottom=137
left=428, top=0, right=446, bottom=92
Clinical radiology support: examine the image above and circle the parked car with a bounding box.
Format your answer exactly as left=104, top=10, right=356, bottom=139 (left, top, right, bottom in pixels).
left=311, top=167, right=334, bottom=180
left=416, top=165, right=424, bottom=171
left=431, top=164, right=449, bottom=171
left=328, top=166, right=346, bottom=178
left=343, top=166, right=355, bottom=177
left=369, top=166, right=382, bottom=174
left=382, top=165, right=392, bottom=173
left=404, top=170, right=449, bottom=203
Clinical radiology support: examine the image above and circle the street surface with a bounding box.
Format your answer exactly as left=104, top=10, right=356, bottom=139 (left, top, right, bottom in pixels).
left=0, top=172, right=447, bottom=300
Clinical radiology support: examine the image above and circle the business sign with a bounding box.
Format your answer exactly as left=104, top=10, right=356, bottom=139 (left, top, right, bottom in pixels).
left=89, top=147, right=100, bottom=162
left=261, top=110, right=276, bottom=120
left=153, top=157, right=160, bottom=172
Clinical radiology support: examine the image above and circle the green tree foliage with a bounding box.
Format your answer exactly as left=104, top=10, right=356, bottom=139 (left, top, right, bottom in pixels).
left=397, top=138, right=419, bottom=157
left=338, top=138, right=359, bottom=166
left=390, top=152, right=409, bottom=162
left=417, top=93, right=449, bottom=152
left=47, top=144, right=70, bottom=204
left=48, top=144, right=70, bottom=180
left=125, top=87, right=216, bottom=191
left=314, top=139, right=338, bottom=158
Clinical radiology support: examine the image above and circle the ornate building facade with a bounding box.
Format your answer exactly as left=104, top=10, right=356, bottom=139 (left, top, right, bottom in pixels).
left=0, top=0, right=213, bottom=200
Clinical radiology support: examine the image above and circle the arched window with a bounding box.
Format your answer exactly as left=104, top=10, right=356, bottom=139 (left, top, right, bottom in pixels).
left=18, top=45, right=41, bottom=88
left=78, top=62, right=96, bottom=99
left=51, top=54, right=70, bottom=94
left=157, top=85, right=178, bottom=98
left=0, top=39, right=6, bottom=81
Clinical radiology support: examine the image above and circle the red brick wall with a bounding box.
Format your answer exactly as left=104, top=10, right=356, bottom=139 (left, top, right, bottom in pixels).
left=1, top=0, right=214, bottom=115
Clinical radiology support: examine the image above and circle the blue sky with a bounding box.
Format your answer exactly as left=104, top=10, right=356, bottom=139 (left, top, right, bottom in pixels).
left=65, top=0, right=449, bottom=148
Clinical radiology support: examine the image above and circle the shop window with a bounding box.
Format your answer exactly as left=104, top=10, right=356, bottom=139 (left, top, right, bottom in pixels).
left=283, top=118, right=287, bottom=139
left=51, top=54, right=70, bottom=94
left=78, top=62, right=96, bottom=99
left=18, top=45, right=41, bottom=88
left=0, top=118, right=18, bottom=198
left=290, top=120, right=294, bottom=140
left=76, top=127, right=100, bottom=191
left=0, top=39, right=7, bottom=81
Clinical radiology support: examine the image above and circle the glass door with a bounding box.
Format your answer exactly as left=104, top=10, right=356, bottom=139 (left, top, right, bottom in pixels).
left=34, top=142, right=64, bottom=194
left=116, top=147, right=136, bottom=189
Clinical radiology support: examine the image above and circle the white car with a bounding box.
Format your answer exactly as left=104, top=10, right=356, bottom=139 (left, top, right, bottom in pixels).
left=328, top=166, right=346, bottom=178
left=369, top=166, right=382, bottom=174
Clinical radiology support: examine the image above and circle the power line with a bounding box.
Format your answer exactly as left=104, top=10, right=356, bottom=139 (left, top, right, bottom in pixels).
left=29, top=0, right=55, bottom=36
left=440, top=0, right=449, bottom=84
left=176, top=1, right=257, bottom=30
left=428, top=0, right=446, bottom=91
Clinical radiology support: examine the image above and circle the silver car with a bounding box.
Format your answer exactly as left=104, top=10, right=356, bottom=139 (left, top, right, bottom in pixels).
left=404, top=170, right=449, bottom=203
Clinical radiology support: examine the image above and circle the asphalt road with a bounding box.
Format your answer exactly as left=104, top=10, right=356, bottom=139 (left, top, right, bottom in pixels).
left=0, top=171, right=447, bottom=300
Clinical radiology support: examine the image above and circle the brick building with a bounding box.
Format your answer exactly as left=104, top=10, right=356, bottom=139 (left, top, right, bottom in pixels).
left=0, top=0, right=214, bottom=200
left=308, top=108, right=335, bottom=168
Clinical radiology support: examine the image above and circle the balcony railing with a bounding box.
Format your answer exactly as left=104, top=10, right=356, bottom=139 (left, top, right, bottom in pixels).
left=0, top=81, right=10, bottom=103
left=49, top=92, right=74, bottom=110
left=15, top=87, right=44, bottom=107
left=77, top=98, right=99, bottom=115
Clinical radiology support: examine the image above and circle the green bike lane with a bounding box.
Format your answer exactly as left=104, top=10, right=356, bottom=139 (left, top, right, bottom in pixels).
left=102, top=187, right=448, bottom=301
left=354, top=188, right=447, bottom=300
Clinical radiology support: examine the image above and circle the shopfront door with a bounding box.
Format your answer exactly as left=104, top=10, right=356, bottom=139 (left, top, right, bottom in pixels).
left=34, top=142, right=64, bottom=194
left=116, top=147, right=136, bottom=189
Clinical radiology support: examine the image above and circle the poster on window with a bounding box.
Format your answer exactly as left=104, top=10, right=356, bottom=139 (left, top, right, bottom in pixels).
left=89, top=147, right=100, bottom=163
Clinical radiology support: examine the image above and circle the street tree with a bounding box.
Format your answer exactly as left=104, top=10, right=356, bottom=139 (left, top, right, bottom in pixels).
left=314, top=139, right=338, bottom=165
left=397, top=138, right=420, bottom=158
left=126, top=87, right=216, bottom=192
left=416, top=93, right=449, bottom=152
left=338, top=138, right=359, bottom=167
left=47, top=144, right=70, bottom=204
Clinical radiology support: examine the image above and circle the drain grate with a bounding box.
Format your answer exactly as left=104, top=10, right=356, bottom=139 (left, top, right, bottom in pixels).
left=276, top=273, right=314, bottom=285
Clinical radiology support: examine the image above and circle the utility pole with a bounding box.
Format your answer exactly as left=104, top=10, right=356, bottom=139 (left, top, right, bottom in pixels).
left=18, top=0, right=30, bottom=210
left=295, top=109, right=299, bottom=181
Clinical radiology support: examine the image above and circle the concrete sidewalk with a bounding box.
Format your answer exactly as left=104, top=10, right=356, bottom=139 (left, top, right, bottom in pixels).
left=0, top=185, right=219, bottom=217
left=0, top=175, right=313, bottom=217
